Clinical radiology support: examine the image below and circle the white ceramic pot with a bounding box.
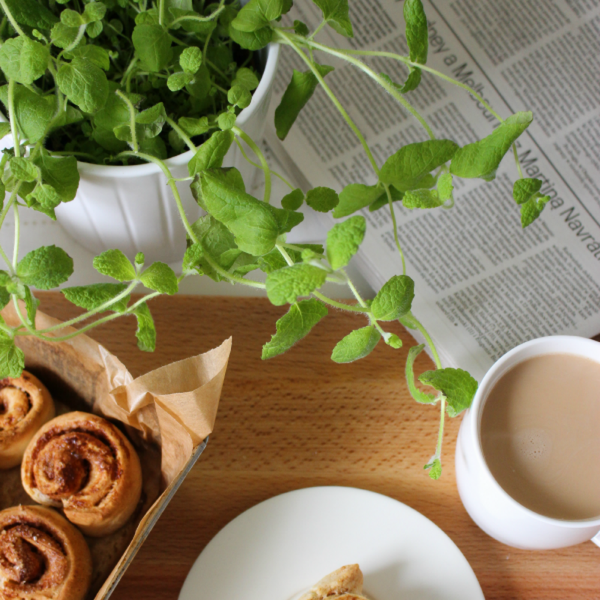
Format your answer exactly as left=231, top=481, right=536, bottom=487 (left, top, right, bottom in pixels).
left=55, top=44, right=280, bottom=265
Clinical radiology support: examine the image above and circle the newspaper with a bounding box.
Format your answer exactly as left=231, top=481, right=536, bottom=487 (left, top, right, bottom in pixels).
left=266, top=0, right=600, bottom=381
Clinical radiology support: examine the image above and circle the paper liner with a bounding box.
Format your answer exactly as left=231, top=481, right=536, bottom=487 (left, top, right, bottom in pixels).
left=0, top=302, right=231, bottom=598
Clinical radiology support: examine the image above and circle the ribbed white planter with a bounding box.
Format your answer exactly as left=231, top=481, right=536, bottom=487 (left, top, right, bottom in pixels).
left=55, top=44, right=280, bottom=265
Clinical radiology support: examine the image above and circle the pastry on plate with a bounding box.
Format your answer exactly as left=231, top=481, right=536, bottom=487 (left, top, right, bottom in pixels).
left=0, top=371, right=55, bottom=470
left=299, top=564, right=368, bottom=600
left=21, top=412, right=142, bottom=537
left=0, top=505, right=92, bottom=600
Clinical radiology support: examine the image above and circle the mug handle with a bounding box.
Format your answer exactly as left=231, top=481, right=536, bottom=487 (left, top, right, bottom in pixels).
left=593, top=532, right=600, bottom=548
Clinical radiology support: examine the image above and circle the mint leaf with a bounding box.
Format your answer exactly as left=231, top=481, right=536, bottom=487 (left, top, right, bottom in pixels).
left=450, top=112, right=533, bottom=181
left=305, top=186, right=339, bottom=213
left=281, top=188, right=304, bottom=211
left=0, top=332, right=25, bottom=378
left=132, top=24, right=173, bottom=73
left=512, top=177, right=549, bottom=227
left=266, top=264, right=327, bottom=306
left=513, top=177, right=542, bottom=204
left=26, top=184, right=62, bottom=220
left=262, top=299, right=328, bottom=359
left=140, top=262, right=178, bottom=295
left=23, top=286, right=39, bottom=326
left=0, top=37, right=49, bottom=85
left=437, top=172, right=453, bottom=202
left=371, top=275, right=414, bottom=321
left=17, top=245, right=73, bottom=290
left=115, top=102, right=166, bottom=143
left=3, top=0, right=58, bottom=29
left=333, top=183, right=383, bottom=218
left=274, top=65, right=334, bottom=140
left=294, top=20, right=310, bottom=36
left=180, top=46, right=202, bottom=73
left=56, top=58, right=109, bottom=113
left=178, top=116, right=210, bottom=137
left=0, top=85, right=53, bottom=143
left=231, top=0, right=285, bottom=32
left=313, top=0, right=353, bottom=37
left=369, top=185, right=404, bottom=213
left=190, top=215, right=237, bottom=281
left=182, top=243, right=203, bottom=275
left=201, top=171, right=279, bottom=256
left=405, top=344, right=436, bottom=404
left=419, top=368, right=478, bottom=417
left=520, top=194, right=549, bottom=228
left=232, top=67, right=259, bottom=91
left=331, top=325, right=380, bottom=363
left=64, top=46, right=111, bottom=71
left=228, top=23, right=273, bottom=51
left=82, top=2, right=107, bottom=23
left=93, top=249, right=136, bottom=281
left=51, top=23, right=81, bottom=50
left=33, top=149, right=79, bottom=202
left=425, top=458, right=442, bottom=480
left=0, top=288, right=9, bottom=311
left=401, top=0, right=428, bottom=92
left=270, top=205, right=304, bottom=235
left=9, top=157, right=39, bottom=183
left=61, top=9, right=85, bottom=27
left=380, top=140, right=458, bottom=191
left=326, top=215, right=366, bottom=270
left=134, top=302, right=156, bottom=352
left=402, top=188, right=444, bottom=209
left=217, top=112, right=236, bottom=131
left=228, top=85, right=252, bottom=109
left=62, top=283, right=129, bottom=313
left=188, top=130, right=235, bottom=176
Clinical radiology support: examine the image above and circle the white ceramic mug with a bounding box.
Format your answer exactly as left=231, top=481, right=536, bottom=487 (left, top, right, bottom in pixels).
left=455, top=335, right=600, bottom=550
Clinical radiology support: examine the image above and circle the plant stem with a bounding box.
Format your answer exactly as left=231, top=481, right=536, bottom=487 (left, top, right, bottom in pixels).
left=232, top=126, right=272, bottom=203
left=62, top=24, right=87, bottom=54
left=513, top=144, right=524, bottom=178
left=276, top=244, right=294, bottom=266
left=234, top=138, right=294, bottom=189
left=406, top=311, right=442, bottom=370
left=0, top=244, right=12, bottom=273
left=166, top=116, right=196, bottom=151
left=275, top=30, right=380, bottom=176
left=310, top=20, right=326, bottom=39
left=158, top=0, right=165, bottom=25
left=7, top=79, right=19, bottom=156
left=0, top=0, right=27, bottom=38
left=384, top=184, right=406, bottom=275
left=170, top=2, right=226, bottom=27
left=116, top=90, right=139, bottom=152
left=203, top=252, right=267, bottom=288
left=12, top=202, right=19, bottom=270
left=312, top=291, right=368, bottom=313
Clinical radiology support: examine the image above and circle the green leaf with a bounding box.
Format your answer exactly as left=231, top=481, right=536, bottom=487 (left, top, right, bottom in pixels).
left=0, top=332, right=25, bottom=378
left=228, top=85, right=252, bottom=109
left=405, top=344, right=436, bottom=404
left=201, top=171, right=279, bottom=256
left=437, top=172, right=453, bottom=202
left=368, top=185, right=404, bottom=212
left=0, top=123, right=11, bottom=140
left=232, top=67, right=259, bottom=91
left=0, top=37, right=49, bottom=85
left=140, top=262, right=178, bottom=295
left=326, top=215, right=366, bottom=270
left=178, top=116, right=210, bottom=137
left=188, top=130, right=234, bottom=176
left=281, top=188, right=304, bottom=211
left=0, top=287, right=10, bottom=311
left=190, top=215, right=238, bottom=281
left=9, top=157, right=39, bottom=183
left=86, top=20, right=103, bottom=38
left=228, top=23, right=273, bottom=51
left=313, top=0, right=353, bottom=37
left=56, top=58, right=109, bottom=113
left=82, top=2, right=106, bottom=23
left=64, top=45, right=110, bottom=71
left=114, top=102, right=166, bottom=143
left=167, top=71, right=194, bottom=92
left=520, top=194, right=549, bottom=228
left=262, top=299, right=328, bottom=359
left=3, top=0, right=58, bottom=29
left=305, top=186, right=339, bottom=213
left=380, top=139, right=458, bottom=191
left=27, top=184, right=64, bottom=220
left=333, top=183, right=383, bottom=218
left=132, top=24, right=173, bottom=73
left=23, top=286, right=39, bottom=326
left=180, top=46, right=202, bottom=73
left=274, top=65, right=334, bottom=140
left=51, top=22, right=81, bottom=50
left=266, top=264, right=327, bottom=306
left=419, top=368, right=478, bottom=417
left=331, top=325, right=380, bottom=363
left=402, top=188, right=444, bottom=209
left=231, top=0, right=285, bottom=32
left=0, top=85, right=53, bottom=143
left=371, top=275, right=415, bottom=321
left=513, top=178, right=550, bottom=226
left=450, top=112, right=533, bottom=181
left=425, top=458, right=442, bottom=480
left=386, top=333, right=402, bottom=349
left=134, top=302, right=156, bottom=352
left=93, top=85, right=131, bottom=131
left=33, top=149, right=79, bottom=202
left=93, top=249, right=136, bottom=281
left=61, top=9, right=84, bottom=27
left=185, top=63, right=211, bottom=100
left=182, top=243, right=203, bottom=275
left=17, top=245, right=73, bottom=290
left=217, top=112, right=236, bottom=130
left=270, top=205, right=304, bottom=235
left=62, top=283, right=129, bottom=312
left=294, top=20, right=310, bottom=36
left=401, top=0, right=428, bottom=92
left=513, top=177, right=542, bottom=204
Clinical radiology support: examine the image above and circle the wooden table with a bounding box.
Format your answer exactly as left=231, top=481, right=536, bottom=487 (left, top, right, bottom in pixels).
left=40, top=294, right=600, bottom=600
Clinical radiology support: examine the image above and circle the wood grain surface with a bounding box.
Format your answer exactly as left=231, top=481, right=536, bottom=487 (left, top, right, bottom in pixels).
left=38, top=293, right=600, bottom=600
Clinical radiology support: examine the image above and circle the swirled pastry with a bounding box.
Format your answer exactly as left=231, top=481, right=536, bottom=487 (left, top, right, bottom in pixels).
left=21, top=412, right=142, bottom=537
left=299, top=565, right=368, bottom=600
left=0, top=505, right=91, bottom=600
left=0, top=371, right=55, bottom=470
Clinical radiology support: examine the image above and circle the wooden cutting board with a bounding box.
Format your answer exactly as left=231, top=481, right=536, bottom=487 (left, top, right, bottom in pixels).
left=38, top=293, right=600, bottom=600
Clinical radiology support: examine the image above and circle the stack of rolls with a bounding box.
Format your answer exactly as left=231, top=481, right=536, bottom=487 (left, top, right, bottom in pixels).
left=0, top=371, right=143, bottom=600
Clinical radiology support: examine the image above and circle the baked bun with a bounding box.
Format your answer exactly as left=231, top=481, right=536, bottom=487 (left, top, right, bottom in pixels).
left=0, top=505, right=92, bottom=600
left=0, top=371, right=55, bottom=470
left=299, top=564, right=367, bottom=600
left=21, top=412, right=142, bottom=537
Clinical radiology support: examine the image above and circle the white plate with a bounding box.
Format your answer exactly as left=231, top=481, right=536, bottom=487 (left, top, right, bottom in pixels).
left=179, top=487, right=483, bottom=600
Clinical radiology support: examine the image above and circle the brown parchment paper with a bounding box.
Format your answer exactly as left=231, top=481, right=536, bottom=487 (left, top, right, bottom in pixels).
left=0, top=303, right=232, bottom=599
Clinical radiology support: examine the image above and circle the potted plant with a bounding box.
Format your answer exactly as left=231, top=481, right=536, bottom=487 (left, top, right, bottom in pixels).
left=0, top=0, right=546, bottom=477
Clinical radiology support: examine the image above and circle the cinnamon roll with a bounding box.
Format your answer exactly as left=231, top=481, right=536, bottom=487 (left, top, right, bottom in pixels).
left=0, top=505, right=91, bottom=600
left=21, top=412, right=142, bottom=537
left=0, top=371, right=55, bottom=470
left=299, top=565, right=367, bottom=600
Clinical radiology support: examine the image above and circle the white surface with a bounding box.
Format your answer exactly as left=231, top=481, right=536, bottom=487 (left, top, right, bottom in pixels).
left=178, top=486, right=483, bottom=600
left=456, top=336, right=600, bottom=550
